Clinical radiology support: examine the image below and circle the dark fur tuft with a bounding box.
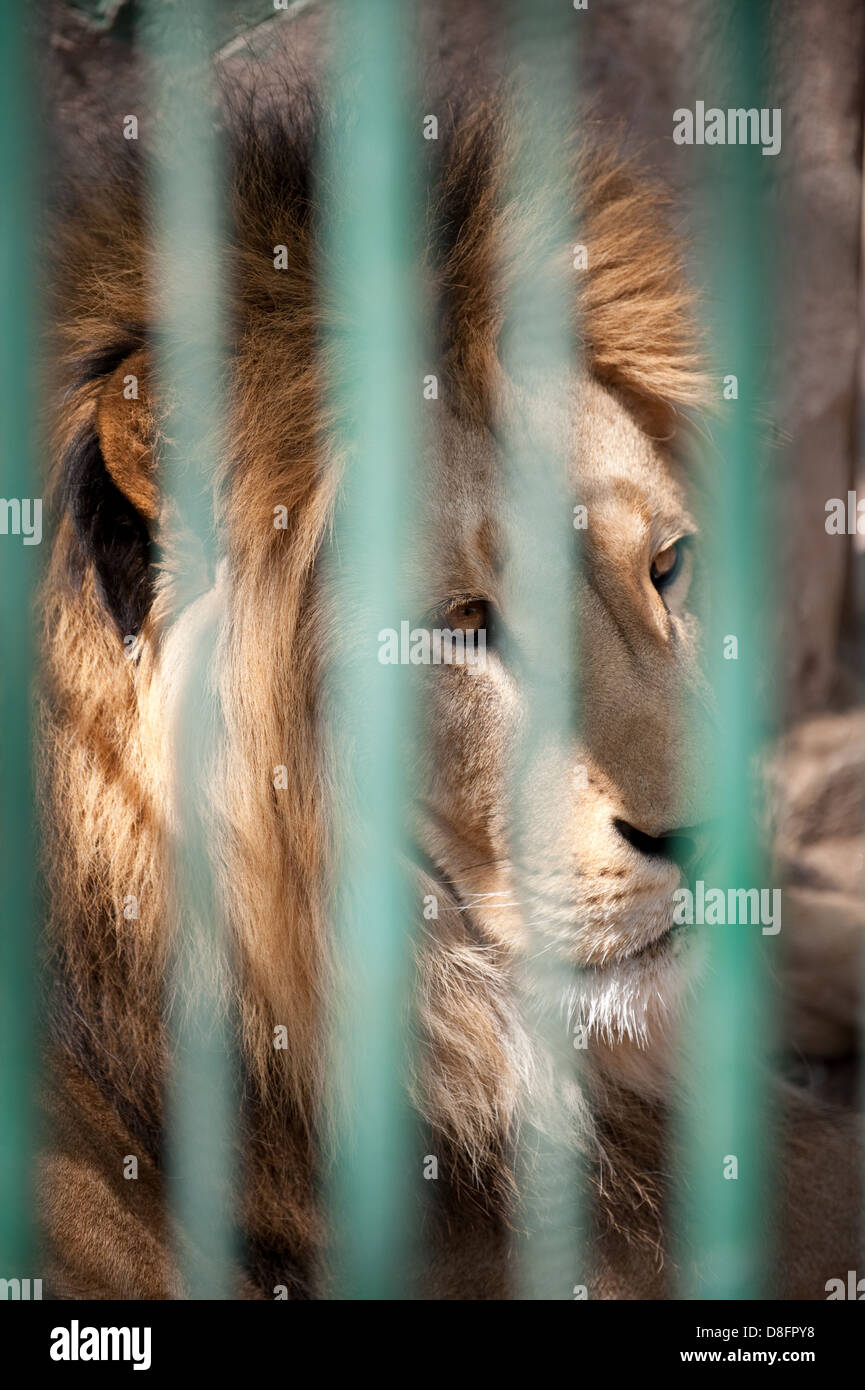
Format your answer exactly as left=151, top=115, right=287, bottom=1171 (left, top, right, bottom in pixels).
left=59, top=427, right=153, bottom=639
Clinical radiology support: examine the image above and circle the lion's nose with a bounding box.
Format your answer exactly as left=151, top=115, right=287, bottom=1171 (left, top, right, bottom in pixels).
left=613, top=818, right=714, bottom=876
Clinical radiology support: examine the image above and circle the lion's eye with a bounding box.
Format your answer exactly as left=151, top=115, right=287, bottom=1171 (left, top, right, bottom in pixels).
left=443, top=598, right=489, bottom=634
left=650, top=540, right=685, bottom=593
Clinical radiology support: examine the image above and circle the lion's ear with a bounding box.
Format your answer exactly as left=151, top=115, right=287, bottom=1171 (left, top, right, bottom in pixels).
left=61, top=347, right=158, bottom=641
left=95, top=349, right=159, bottom=523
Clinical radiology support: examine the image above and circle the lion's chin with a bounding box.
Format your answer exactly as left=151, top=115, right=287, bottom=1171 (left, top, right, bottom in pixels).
left=569, top=924, right=703, bottom=1048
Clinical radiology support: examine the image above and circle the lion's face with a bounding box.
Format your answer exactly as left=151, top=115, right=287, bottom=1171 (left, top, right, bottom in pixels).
left=415, top=375, right=713, bottom=1043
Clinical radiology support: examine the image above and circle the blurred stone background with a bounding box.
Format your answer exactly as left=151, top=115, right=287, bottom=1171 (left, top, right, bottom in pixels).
left=45, top=0, right=865, bottom=725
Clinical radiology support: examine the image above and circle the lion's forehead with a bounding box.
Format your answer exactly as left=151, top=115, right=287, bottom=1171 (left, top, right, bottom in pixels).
left=419, top=375, right=690, bottom=594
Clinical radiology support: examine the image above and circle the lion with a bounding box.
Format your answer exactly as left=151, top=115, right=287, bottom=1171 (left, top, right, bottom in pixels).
left=38, top=91, right=861, bottom=1300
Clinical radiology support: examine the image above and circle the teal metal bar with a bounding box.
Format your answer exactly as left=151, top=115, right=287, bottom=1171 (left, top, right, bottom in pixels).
left=319, top=0, right=420, bottom=1300
left=0, top=2, right=39, bottom=1282
left=502, top=1, right=583, bottom=1300
left=674, top=0, right=774, bottom=1299
left=144, top=0, right=237, bottom=1299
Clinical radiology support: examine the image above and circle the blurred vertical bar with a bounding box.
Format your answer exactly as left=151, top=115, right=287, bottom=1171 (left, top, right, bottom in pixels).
left=0, top=2, right=39, bottom=1278
left=319, top=0, right=420, bottom=1299
left=144, top=0, right=236, bottom=1297
left=675, top=0, right=774, bottom=1298
left=502, top=1, right=582, bottom=1299
left=860, top=76, right=865, bottom=1273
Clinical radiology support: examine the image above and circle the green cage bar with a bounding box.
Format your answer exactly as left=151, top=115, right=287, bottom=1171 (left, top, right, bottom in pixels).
left=501, top=1, right=583, bottom=1300
left=145, top=0, right=237, bottom=1299
left=674, top=0, right=775, bottom=1299
left=319, top=0, right=420, bottom=1299
left=0, top=2, right=39, bottom=1282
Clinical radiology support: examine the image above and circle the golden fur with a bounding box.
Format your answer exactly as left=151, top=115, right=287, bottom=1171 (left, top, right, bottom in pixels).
left=39, top=96, right=859, bottom=1299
